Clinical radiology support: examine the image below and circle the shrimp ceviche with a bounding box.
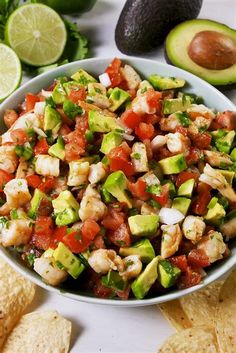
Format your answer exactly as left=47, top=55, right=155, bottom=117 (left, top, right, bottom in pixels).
left=0, top=58, right=235, bottom=300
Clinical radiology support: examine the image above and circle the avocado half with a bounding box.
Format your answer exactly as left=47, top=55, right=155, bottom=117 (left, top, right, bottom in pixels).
left=165, top=19, right=236, bottom=86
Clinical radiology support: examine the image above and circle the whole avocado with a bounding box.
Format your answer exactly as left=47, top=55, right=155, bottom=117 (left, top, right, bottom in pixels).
left=115, top=0, right=203, bottom=54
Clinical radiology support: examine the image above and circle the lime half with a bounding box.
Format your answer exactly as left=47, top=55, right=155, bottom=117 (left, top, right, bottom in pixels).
left=0, top=44, right=21, bottom=101
left=5, top=4, right=67, bottom=66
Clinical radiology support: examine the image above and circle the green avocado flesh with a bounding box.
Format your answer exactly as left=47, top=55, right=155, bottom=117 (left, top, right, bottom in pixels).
left=166, top=19, right=236, bottom=86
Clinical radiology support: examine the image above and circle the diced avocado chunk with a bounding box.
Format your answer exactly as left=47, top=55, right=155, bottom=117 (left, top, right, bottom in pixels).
left=88, top=110, right=122, bottom=133
left=100, top=131, right=123, bottom=154
left=52, top=83, right=67, bottom=104
left=53, top=242, right=84, bottom=279
left=128, top=215, right=159, bottom=237
left=102, top=271, right=126, bottom=291
left=109, top=87, right=130, bottom=112
left=204, top=202, right=226, bottom=226
left=172, top=197, right=191, bottom=215
left=177, top=179, right=195, bottom=197
left=48, top=137, right=65, bottom=160
left=52, top=191, right=80, bottom=225
left=163, top=96, right=192, bottom=114
left=44, top=105, right=62, bottom=133
left=148, top=75, right=185, bottom=91
left=55, top=208, right=79, bottom=226
left=28, top=189, right=48, bottom=219
left=100, top=186, right=115, bottom=203
left=158, top=154, right=187, bottom=175
left=207, top=197, right=218, bottom=209
left=63, top=81, right=82, bottom=96
left=119, top=239, right=155, bottom=263
left=131, top=256, right=159, bottom=299
left=216, top=169, right=235, bottom=185
left=71, top=69, right=97, bottom=85
left=137, top=80, right=153, bottom=95
left=230, top=148, right=236, bottom=161
left=52, top=190, right=79, bottom=212
left=158, top=259, right=181, bottom=288
left=215, top=131, right=235, bottom=154
left=43, top=248, right=55, bottom=258
left=103, top=171, right=132, bottom=208
left=162, top=180, right=176, bottom=199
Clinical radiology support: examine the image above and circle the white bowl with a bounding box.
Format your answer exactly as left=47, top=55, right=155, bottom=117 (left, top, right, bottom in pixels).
left=0, top=57, right=235, bottom=307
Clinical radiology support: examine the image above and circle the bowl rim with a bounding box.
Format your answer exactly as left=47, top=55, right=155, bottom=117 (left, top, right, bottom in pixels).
left=0, top=56, right=235, bottom=307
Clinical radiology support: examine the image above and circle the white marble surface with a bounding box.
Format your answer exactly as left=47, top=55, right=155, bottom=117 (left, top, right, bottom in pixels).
left=25, top=1, right=236, bottom=352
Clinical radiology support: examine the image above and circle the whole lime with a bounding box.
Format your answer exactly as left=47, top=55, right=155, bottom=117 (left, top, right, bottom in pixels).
left=36, top=0, right=97, bottom=14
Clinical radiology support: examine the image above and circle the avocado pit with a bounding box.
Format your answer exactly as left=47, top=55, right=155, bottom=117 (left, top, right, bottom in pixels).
left=188, top=30, right=236, bottom=70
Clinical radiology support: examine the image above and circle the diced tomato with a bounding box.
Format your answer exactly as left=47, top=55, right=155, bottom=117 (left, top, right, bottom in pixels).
left=63, top=230, right=88, bottom=253
left=191, top=182, right=212, bottom=216
left=177, top=266, right=202, bottom=289
left=135, top=122, right=154, bottom=140
left=25, top=93, right=40, bottom=112
left=144, top=113, right=161, bottom=125
left=105, top=58, right=124, bottom=88
left=102, top=207, right=125, bottom=231
left=93, top=278, right=113, bottom=298
left=34, top=138, right=49, bottom=155
left=128, top=179, right=149, bottom=201
left=155, top=146, right=173, bottom=161
left=108, top=145, right=134, bottom=176
left=146, top=89, right=162, bottom=111
left=59, top=124, right=72, bottom=136
left=3, top=109, right=18, bottom=128
left=115, top=286, right=130, bottom=300
left=121, top=109, right=142, bottom=129
left=176, top=171, right=198, bottom=188
left=185, top=147, right=200, bottom=166
left=31, top=233, right=51, bottom=251
left=65, top=143, right=85, bottom=162
left=34, top=216, right=53, bottom=236
left=204, top=225, right=215, bottom=235
left=10, top=129, right=29, bottom=145
left=188, top=249, right=210, bottom=268
left=50, top=226, right=67, bottom=249
left=191, top=132, right=212, bottom=149
left=69, top=87, right=86, bottom=103
left=169, top=255, right=188, bottom=272
left=92, top=234, right=106, bottom=249
left=38, top=176, right=55, bottom=194
left=75, top=115, right=89, bottom=134
left=26, top=174, right=42, bottom=189
left=212, top=110, right=236, bottom=131
left=0, top=170, right=13, bottom=191
left=108, top=223, right=131, bottom=247
left=37, top=197, right=53, bottom=217
left=81, top=219, right=100, bottom=242
left=152, top=184, right=169, bottom=207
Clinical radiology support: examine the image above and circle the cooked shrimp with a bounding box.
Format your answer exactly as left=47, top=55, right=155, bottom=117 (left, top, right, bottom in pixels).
left=0, top=219, right=33, bottom=247
left=161, top=224, right=182, bottom=258
left=160, top=113, right=181, bottom=132
left=88, top=249, right=124, bottom=274
left=151, top=135, right=167, bottom=150
left=197, top=231, right=226, bottom=263
left=119, top=255, right=142, bottom=280
left=120, top=65, right=141, bottom=90
left=166, top=132, right=190, bottom=154
left=4, top=179, right=31, bottom=208
left=132, top=94, right=156, bottom=115
left=182, top=215, right=206, bottom=243
left=88, top=162, right=107, bottom=184
left=199, top=164, right=236, bottom=202
left=204, top=150, right=233, bottom=167
left=79, top=184, right=107, bottom=222
left=34, top=257, right=67, bottom=286
left=0, top=146, right=18, bottom=173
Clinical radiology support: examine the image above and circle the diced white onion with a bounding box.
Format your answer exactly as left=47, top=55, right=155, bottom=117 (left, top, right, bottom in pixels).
left=33, top=127, right=47, bottom=137
left=41, top=89, right=52, bottom=98
left=122, top=133, right=135, bottom=141
left=99, top=73, right=111, bottom=88
left=34, top=101, right=46, bottom=115
left=159, top=207, right=185, bottom=225
left=151, top=135, right=167, bottom=150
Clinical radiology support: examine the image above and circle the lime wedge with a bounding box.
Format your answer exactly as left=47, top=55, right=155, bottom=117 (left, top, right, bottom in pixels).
left=0, top=43, right=21, bottom=101
left=5, top=4, right=67, bottom=66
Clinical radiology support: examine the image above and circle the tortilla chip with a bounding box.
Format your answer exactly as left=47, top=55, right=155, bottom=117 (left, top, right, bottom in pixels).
left=159, top=299, right=192, bottom=331
left=0, top=256, right=35, bottom=348
left=179, top=281, right=223, bottom=327
left=215, top=269, right=236, bottom=353
left=158, top=325, right=220, bottom=353
left=2, top=310, right=72, bottom=353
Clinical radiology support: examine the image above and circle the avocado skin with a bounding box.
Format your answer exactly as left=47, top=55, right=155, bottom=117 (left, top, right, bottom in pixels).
left=115, top=0, right=203, bottom=54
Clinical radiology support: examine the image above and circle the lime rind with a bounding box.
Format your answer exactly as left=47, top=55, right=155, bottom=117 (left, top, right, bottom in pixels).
left=0, top=43, right=22, bottom=101
left=5, top=4, right=67, bottom=67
